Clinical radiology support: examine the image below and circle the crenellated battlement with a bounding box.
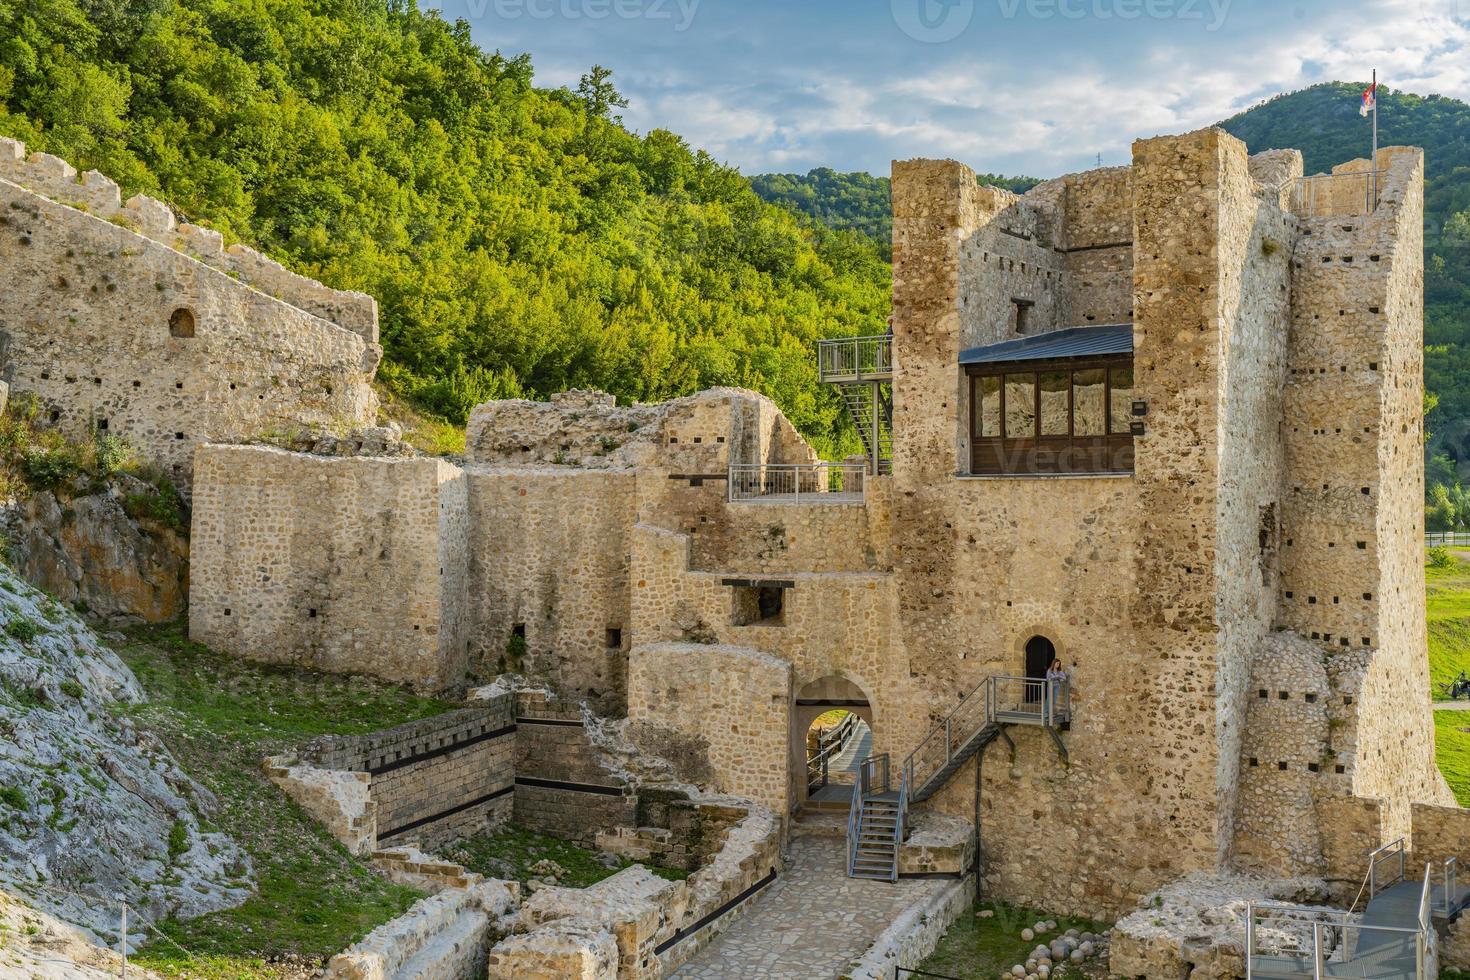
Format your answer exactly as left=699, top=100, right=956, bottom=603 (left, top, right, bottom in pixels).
left=0, top=137, right=377, bottom=343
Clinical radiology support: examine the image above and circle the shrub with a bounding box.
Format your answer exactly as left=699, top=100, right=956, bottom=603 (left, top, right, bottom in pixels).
left=21, top=445, right=80, bottom=489
left=168, top=820, right=189, bottom=862
left=123, top=479, right=187, bottom=532
left=93, top=434, right=136, bottom=476
left=4, top=617, right=38, bottom=643
left=1430, top=546, right=1456, bottom=569
left=59, top=679, right=84, bottom=700
left=0, top=786, right=26, bottom=810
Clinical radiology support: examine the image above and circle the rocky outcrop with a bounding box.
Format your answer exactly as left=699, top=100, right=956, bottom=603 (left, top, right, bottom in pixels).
left=0, top=567, right=251, bottom=946
left=5, top=474, right=188, bottom=623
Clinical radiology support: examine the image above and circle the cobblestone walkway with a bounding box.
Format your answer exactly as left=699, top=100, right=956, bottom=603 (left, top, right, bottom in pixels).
left=671, top=834, right=946, bottom=980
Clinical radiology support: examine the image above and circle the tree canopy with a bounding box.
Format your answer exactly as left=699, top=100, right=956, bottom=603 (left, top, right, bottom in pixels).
left=0, top=0, right=890, bottom=455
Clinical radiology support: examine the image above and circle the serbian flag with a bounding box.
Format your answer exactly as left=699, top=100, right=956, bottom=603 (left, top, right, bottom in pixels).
left=1360, top=82, right=1377, bottom=117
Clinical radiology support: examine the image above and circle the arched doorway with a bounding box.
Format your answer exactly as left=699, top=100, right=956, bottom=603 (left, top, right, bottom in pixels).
left=1024, top=635, right=1055, bottom=704
left=793, top=676, right=874, bottom=810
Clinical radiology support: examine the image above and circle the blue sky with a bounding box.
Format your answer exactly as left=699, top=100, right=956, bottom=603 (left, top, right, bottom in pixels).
left=428, top=0, right=1470, bottom=179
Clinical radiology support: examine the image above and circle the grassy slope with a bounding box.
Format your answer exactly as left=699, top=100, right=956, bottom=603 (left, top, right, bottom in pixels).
left=1428, top=551, right=1470, bottom=804
left=115, top=624, right=455, bottom=979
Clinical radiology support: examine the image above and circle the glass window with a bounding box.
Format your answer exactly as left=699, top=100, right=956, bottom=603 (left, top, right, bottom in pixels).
left=1110, top=365, right=1135, bottom=435
left=1004, top=373, right=1035, bottom=439
left=1039, top=371, right=1069, bottom=436
left=974, top=376, right=1001, bottom=437
left=1073, top=369, right=1106, bottom=436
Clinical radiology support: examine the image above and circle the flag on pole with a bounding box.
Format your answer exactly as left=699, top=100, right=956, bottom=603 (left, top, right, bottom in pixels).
left=1360, top=82, right=1377, bottom=117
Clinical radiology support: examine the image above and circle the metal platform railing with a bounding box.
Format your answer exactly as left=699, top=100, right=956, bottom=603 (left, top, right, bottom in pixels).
left=808, top=712, right=859, bottom=794
left=1290, top=170, right=1383, bottom=218
left=1246, top=863, right=1434, bottom=980
left=818, top=334, right=892, bottom=383
left=1370, top=838, right=1407, bottom=899
left=728, top=462, right=866, bottom=503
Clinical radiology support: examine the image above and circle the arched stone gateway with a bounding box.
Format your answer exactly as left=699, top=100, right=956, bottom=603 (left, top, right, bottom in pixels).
left=792, top=675, right=874, bottom=810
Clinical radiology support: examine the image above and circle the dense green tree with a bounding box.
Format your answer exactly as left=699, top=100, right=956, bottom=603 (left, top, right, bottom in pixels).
left=0, top=0, right=889, bottom=457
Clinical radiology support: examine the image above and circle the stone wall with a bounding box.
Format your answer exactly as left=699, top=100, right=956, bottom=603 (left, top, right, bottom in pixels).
left=466, top=468, right=636, bottom=709
left=1280, top=147, right=1455, bottom=836
left=189, top=445, right=469, bottom=692
left=487, top=797, right=782, bottom=979
left=323, top=879, right=518, bottom=980
left=626, top=642, right=792, bottom=814
left=513, top=692, right=638, bottom=843
left=300, top=702, right=516, bottom=851
left=0, top=140, right=378, bottom=491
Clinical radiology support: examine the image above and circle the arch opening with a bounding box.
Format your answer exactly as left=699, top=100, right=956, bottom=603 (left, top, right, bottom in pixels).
left=169, top=307, right=196, bottom=338
left=1024, top=635, right=1056, bottom=703
left=804, top=709, right=872, bottom=803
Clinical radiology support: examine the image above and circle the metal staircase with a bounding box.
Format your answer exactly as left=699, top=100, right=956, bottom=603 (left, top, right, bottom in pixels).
left=845, top=674, right=1070, bottom=880
left=847, top=755, right=905, bottom=881
left=817, top=335, right=893, bottom=475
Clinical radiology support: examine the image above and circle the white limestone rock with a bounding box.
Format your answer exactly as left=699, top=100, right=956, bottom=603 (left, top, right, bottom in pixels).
left=0, top=568, right=251, bottom=945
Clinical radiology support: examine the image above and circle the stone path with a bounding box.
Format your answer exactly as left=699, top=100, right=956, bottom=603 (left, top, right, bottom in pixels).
left=670, top=834, right=946, bottom=980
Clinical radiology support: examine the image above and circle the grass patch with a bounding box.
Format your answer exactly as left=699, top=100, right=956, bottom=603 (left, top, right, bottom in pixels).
left=918, top=901, right=1109, bottom=979
left=1435, top=710, right=1470, bottom=806
left=116, top=622, right=457, bottom=978
left=374, top=383, right=466, bottom=457
left=448, top=825, right=688, bottom=889
left=1425, top=552, right=1470, bottom=697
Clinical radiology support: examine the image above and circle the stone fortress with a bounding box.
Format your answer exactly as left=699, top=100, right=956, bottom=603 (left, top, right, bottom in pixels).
left=5, top=122, right=1470, bottom=978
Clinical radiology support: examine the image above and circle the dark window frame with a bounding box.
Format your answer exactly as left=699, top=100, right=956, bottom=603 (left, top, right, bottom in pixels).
left=966, top=354, right=1135, bottom=476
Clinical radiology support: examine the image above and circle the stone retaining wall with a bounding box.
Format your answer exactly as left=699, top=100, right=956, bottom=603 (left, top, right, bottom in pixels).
left=323, top=879, right=518, bottom=980
left=303, top=702, right=516, bottom=850
left=190, top=445, right=470, bottom=692
left=514, top=692, right=638, bottom=843
left=486, top=797, right=782, bottom=979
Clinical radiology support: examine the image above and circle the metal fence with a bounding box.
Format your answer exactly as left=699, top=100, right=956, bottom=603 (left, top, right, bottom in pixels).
left=817, top=334, right=892, bottom=383
left=1427, top=532, right=1470, bottom=548
left=1289, top=170, right=1382, bottom=218
left=728, top=462, right=867, bottom=503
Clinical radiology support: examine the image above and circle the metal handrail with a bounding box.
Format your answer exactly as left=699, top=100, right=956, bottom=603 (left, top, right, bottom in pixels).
left=1291, top=169, right=1383, bottom=218
left=901, top=675, right=1069, bottom=798
left=817, top=334, right=892, bottom=383
left=893, top=766, right=908, bottom=883
left=808, top=713, right=858, bottom=793
left=1369, top=837, right=1407, bottom=899
left=847, top=766, right=861, bottom=876
left=728, top=462, right=866, bottom=503
left=1245, top=866, right=1436, bottom=980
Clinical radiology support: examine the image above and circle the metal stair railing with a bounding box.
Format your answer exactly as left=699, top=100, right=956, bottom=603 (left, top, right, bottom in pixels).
left=848, top=754, right=892, bottom=877
left=1370, top=838, right=1407, bottom=900
left=901, top=675, right=1070, bottom=802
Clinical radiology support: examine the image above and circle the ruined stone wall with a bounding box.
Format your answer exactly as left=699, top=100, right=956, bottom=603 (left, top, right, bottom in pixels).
left=626, top=643, right=792, bottom=814
left=466, top=468, right=637, bottom=710
left=325, top=879, right=518, bottom=980
left=513, top=692, right=638, bottom=844
left=466, top=388, right=814, bottom=474
left=1056, top=166, right=1135, bottom=327
left=0, top=141, right=378, bottom=491
left=1281, top=147, right=1454, bottom=837
left=189, top=446, right=469, bottom=692
left=300, top=702, right=516, bottom=851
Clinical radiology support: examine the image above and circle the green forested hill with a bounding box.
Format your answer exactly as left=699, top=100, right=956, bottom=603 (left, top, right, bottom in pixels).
left=0, top=0, right=888, bottom=451
left=751, top=168, right=1041, bottom=261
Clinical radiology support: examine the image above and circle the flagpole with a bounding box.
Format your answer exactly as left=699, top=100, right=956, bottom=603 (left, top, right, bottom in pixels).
left=1372, top=68, right=1378, bottom=205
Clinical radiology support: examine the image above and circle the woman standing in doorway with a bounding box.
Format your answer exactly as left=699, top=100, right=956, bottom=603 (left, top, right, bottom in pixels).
left=1045, top=658, right=1068, bottom=721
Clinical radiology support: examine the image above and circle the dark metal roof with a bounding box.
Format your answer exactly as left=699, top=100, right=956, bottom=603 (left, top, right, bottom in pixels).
left=958, top=324, right=1133, bottom=366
